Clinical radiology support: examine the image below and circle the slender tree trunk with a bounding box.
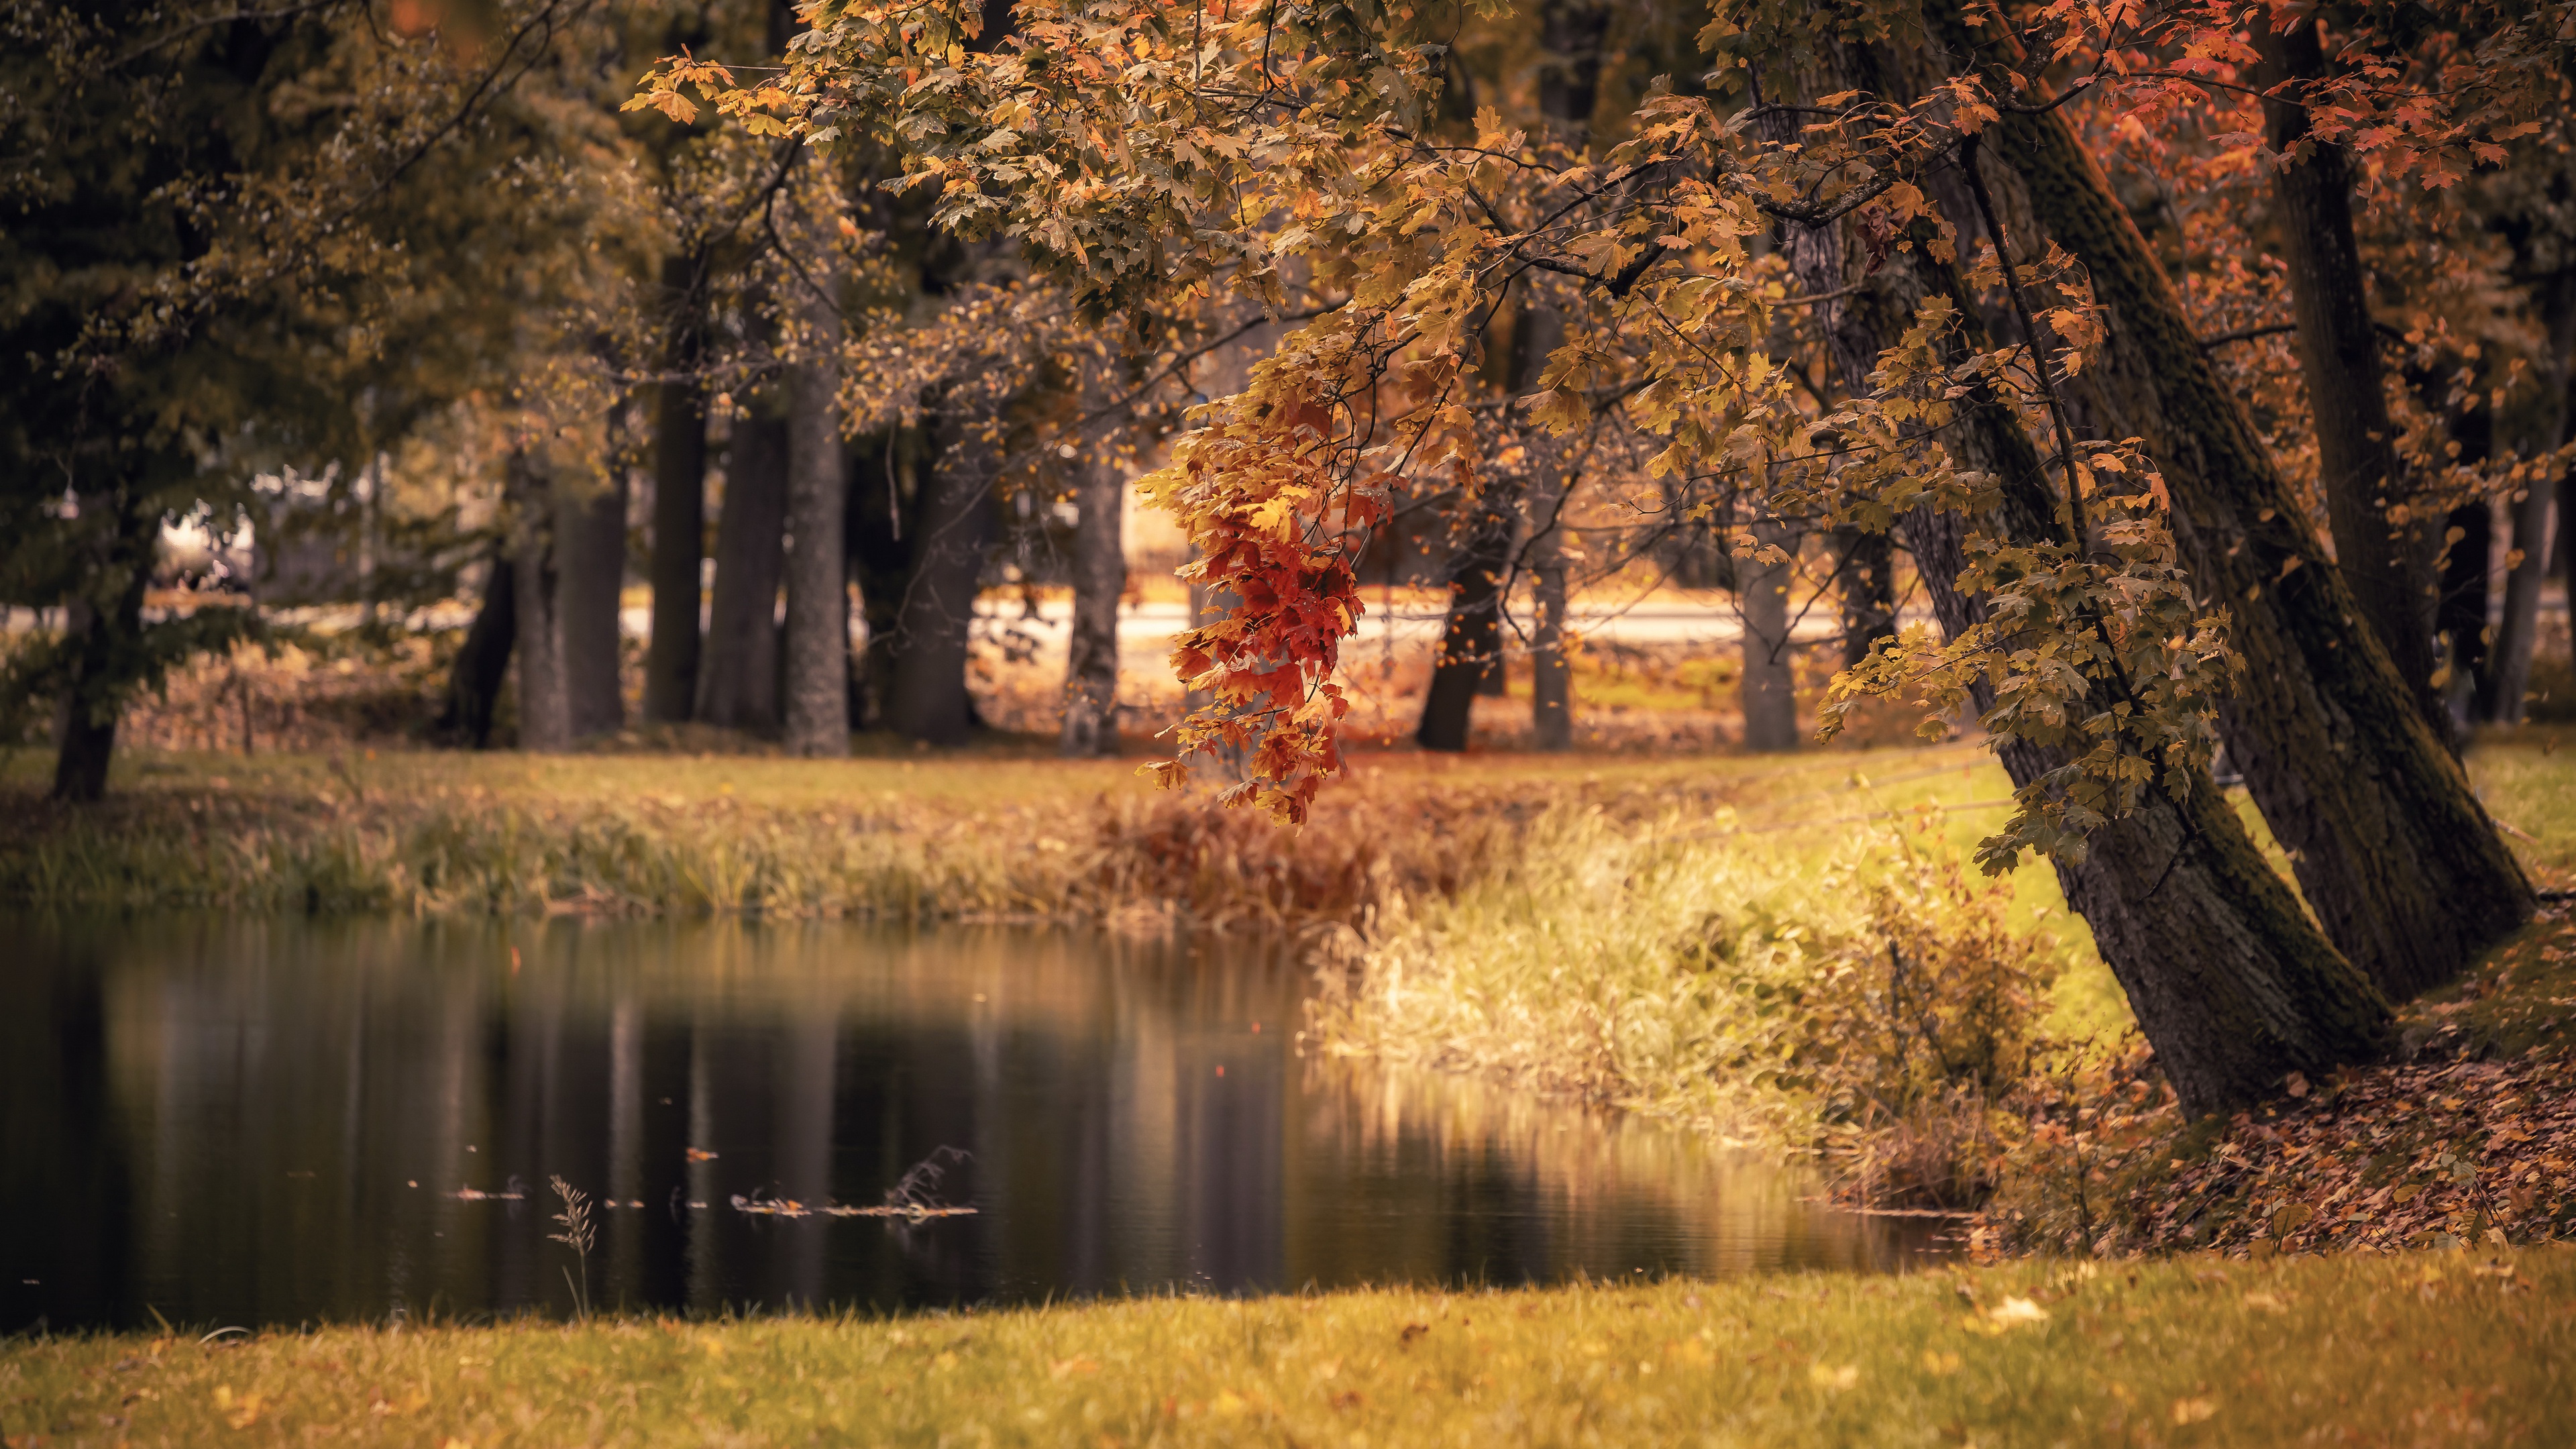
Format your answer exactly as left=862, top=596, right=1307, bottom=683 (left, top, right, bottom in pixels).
left=1524, top=315, right=1578, bottom=751
left=882, top=405, right=995, bottom=744
left=2483, top=287, right=2575, bottom=725
left=555, top=457, right=629, bottom=741
left=1833, top=525, right=1896, bottom=669
left=435, top=541, right=516, bottom=748
left=508, top=449, right=572, bottom=753
left=643, top=253, right=708, bottom=724
left=698, top=409, right=788, bottom=730
left=2431, top=396, right=2493, bottom=716
left=1739, top=517, right=1799, bottom=751
left=1529, top=505, right=1574, bottom=749
left=1948, top=13, right=2534, bottom=1000
left=1418, top=0, right=1611, bottom=752
left=1059, top=386, right=1126, bottom=758
left=782, top=290, right=851, bottom=758
left=2490, top=484, right=2555, bottom=725
left=2252, top=21, right=2445, bottom=737
left=1790, top=39, right=2389, bottom=1114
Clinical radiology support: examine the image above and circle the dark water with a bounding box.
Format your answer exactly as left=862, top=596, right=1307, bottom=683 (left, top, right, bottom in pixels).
left=3, top=916, right=1938, bottom=1332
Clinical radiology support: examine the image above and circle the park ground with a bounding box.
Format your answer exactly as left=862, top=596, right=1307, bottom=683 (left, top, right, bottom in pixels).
left=2, top=1246, right=2569, bottom=1446
left=7, top=719, right=2576, bottom=1444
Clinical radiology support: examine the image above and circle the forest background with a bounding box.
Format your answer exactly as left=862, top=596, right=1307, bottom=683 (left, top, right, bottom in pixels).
left=9, top=0, right=2576, bottom=1254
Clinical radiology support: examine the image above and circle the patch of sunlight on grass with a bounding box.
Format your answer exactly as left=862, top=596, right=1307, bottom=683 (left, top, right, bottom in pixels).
left=10, top=1246, right=2569, bottom=1447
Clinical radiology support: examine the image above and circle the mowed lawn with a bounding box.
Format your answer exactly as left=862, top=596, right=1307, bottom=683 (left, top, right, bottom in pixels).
left=6, top=1246, right=2568, bottom=1447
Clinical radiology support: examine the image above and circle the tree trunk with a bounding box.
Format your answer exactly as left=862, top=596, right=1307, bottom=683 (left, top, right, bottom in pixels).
left=1415, top=482, right=1518, bottom=751
left=847, top=428, right=912, bottom=731
left=2482, top=286, right=2575, bottom=726
left=782, top=293, right=851, bottom=759
left=50, top=542, right=144, bottom=803
left=1529, top=515, right=1574, bottom=749
left=1834, top=525, right=1896, bottom=669
left=1951, top=15, right=2534, bottom=1000
left=698, top=409, right=788, bottom=730
left=1418, top=0, right=1610, bottom=751
left=882, top=405, right=994, bottom=745
left=2252, top=21, right=2445, bottom=737
left=1523, top=310, right=1578, bottom=751
left=508, top=449, right=572, bottom=753
left=2489, top=484, right=2554, bottom=726
left=643, top=253, right=708, bottom=724
left=555, top=458, right=629, bottom=741
left=1788, top=38, right=2390, bottom=1114
left=1059, top=394, right=1126, bottom=758
left=435, top=541, right=515, bottom=749
left=1739, top=518, right=1799, bottom=752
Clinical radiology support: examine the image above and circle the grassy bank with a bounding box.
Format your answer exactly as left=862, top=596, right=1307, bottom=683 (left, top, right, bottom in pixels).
left=0, top=740, right=2076, bottom=932
left=1303, top=734, right=2576, bottom=1208
left=6, top=1247, right=2567, bottom=1447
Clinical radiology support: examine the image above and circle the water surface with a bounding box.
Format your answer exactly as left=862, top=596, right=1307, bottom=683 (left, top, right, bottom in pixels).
left=3, top=916, right=1937, bottom=1331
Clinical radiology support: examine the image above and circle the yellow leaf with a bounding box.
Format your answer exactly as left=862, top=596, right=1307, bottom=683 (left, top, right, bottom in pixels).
left=2170, top=1397, right=2218, bottom=1426
left=1808, top=1362, right=1858, bottom=1391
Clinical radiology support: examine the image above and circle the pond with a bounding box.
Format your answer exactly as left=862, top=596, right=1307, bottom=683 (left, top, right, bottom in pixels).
left=3, top=916, right=1941, bottom=1332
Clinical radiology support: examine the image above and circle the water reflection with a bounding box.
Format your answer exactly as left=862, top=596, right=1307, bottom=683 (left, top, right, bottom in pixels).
left=3, top=915, right=1938, bottom=1332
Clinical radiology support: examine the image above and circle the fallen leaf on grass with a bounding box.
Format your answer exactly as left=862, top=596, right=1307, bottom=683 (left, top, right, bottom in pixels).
left=1964, top=1296, right=2050, bottom=1334
left=2171, top=1397, right=2218, bottom=1426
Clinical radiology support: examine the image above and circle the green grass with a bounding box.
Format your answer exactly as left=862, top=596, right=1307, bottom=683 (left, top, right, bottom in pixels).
left=6, top=1247, right=2567, bottom=1446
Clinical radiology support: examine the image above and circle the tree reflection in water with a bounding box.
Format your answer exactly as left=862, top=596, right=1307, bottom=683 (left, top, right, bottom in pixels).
left=2, top=915, right=1939, bottom=1332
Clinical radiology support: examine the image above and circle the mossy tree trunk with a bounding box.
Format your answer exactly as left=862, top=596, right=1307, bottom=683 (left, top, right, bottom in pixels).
left=1784, top=39, right=2390, bottom=1114
left=1933, top=6, right=2534, bottom=1000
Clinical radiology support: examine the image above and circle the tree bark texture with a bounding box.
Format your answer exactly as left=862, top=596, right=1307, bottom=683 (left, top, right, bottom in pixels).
left=698, top=411, right=788, bottom=730
left=643, top=253, right=709, bottom=724
left=1788, top=38, right=2390, bottom=1114
left=782, top=301, right=851, bottom=759
left=1739, top=518, right=1799, bottom=751
left=508, top=450, right=572, bottom=753
left=555, top=461, right=629, bottom=741
left=1945, top=16, right=2534, bottom=1000
left=881, top=405, right=996, bottom=745
left=435, top=542, right=516, bottom=749
left=1059, top=387, right=1126, bottom=758
left=2251, top=21, right=2445, bottom=737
